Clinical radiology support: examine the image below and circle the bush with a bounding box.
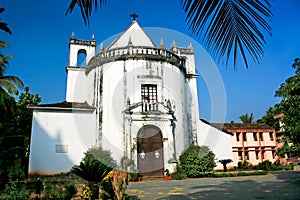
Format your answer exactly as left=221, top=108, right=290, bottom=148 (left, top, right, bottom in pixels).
left=237, top=160, right=252, bottom=170
left=170, top=166, right=187, bottom=180
left=71, top=146, right=117, bottom=199
left=0, top=180, right=30, bottom=200
left=179, top=145, right=216, bottom=178
left=256, top=160, right=272, bottom=170
left=101, top=170, right=129, bottom=200
left=210, top=171, right=268, bottom=178
left=129, top=171, right=139, bottom=182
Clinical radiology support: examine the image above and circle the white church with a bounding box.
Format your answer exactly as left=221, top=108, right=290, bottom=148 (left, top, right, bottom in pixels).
left=29, top=17, right=233, bottom=177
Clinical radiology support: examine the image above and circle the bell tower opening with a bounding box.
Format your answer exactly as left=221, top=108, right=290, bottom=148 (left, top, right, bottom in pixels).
left=77, top=49, right=87, bottom=67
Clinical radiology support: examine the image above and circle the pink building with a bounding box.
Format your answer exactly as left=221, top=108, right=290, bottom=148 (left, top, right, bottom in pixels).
left=212, top=123, right=277, bottom=166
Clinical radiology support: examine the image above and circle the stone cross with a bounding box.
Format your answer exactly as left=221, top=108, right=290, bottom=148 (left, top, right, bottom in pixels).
left=131, top=13, right=138, bottom=20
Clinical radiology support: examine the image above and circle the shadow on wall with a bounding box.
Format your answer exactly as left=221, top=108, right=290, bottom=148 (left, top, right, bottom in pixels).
left=28, top=118, right=75, bottom=176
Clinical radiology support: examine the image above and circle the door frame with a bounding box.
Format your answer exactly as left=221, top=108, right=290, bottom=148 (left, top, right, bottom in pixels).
left=137, top=124, right=164, bottom=177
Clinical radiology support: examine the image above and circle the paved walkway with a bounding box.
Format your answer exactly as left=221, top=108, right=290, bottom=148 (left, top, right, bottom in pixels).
left=126, top=172, right=300, bottom=199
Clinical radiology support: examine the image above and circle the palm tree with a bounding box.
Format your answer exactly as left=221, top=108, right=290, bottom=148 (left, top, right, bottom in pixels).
left=71, top=147, right=117, bottom=199
left=239, top=113, right=254, bottom=123
left=0, top=40, right=24, bottom=120
left=66, top=0, right=272, bottom=69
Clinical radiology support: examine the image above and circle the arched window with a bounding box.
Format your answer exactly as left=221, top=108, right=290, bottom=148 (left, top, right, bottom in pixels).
left=77, top=49, right=87, bottom=67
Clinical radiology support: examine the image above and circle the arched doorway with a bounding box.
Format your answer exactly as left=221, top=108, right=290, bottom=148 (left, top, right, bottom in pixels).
left=137, top=125, right=164, bottom=177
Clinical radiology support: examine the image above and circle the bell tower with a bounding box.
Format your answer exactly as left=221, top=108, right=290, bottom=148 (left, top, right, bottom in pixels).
left=66, top=33, right=96, bottom=103
left=68, top=32, right=96, bottom=67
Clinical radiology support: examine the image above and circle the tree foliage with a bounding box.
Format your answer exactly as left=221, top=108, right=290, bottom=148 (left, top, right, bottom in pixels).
left=71, top=146, right=117, bottom=199
left=259, top=106, right=280, bottom=130
left=0, top=8, right=12, bottom=34
left=274, top=58, right=300, bottom=155
left=179, top=145, right=216, bottom=177
left=0, top=87, right=41, bottom=182
left=239, top=113, right=254, bottom=123
left=66, top=0, right=273, bottom=69
left=0, top=16, right=24, bottom=120
left=71, top=146, right=117, bottom=183
left=219, top=159, right=233, bottom=172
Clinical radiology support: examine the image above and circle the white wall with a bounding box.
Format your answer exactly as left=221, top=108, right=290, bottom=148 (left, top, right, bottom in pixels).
left=29, top=109, right=96, bottom=175
left=66, top=67, right=88, bottom=103
left=198, top=120, right=233, bottom=169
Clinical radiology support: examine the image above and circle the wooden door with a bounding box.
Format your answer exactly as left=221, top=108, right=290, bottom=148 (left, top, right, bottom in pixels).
left=137, top=125, right=164, bottom=177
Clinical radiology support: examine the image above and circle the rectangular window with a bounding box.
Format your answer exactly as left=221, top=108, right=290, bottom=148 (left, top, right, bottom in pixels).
left=243, top=132, right=247, bottom=141
left=255, top=150, right=259, bottom=160
left=141, top=84, right=157, bottom=103
left=141, top=84, right=157, bottom=111
left=269, top=132, right=274, bottom=141
left=253, top=132, right=258, bottom=141
left=236, top=132, right=240, bottom=142
left=260, top=132, right=264, bottom=141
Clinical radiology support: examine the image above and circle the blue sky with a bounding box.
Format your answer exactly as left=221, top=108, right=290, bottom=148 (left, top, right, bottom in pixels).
left=1, top=0, right=300, bottom=122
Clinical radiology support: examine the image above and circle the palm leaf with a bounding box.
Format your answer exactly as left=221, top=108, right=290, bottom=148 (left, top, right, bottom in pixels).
left=1, top=75, right=24, bottom=89
left=0, top=86, right=16, bottom=120
left=0, top=76, right=24, bottom=95
left=0, top=8, right=12, bottom=34
left=66, top=0, right=272, bottom=69
left=181, top=0, right=272, bottom=69
left=66, top=0, right=106, bottom=25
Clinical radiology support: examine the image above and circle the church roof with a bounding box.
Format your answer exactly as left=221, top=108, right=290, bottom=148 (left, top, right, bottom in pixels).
left=210, top=122, right=275, bottom=132
left=29, top=101, right=95, bottom=111
left=107, top=20, right=157, bottom=50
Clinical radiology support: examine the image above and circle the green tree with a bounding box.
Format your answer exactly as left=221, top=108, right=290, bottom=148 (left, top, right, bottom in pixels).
left=66, top=0, right=273, bottom=69
left=179, top=145, right=216, bottom=178
left=219, top=159, right=233, bottom=172
left=275, top=58, right=300, bottom=156
left=239, top=113, right=254, bottom=123
left=0, top=10, right=23, bottom=120
left=259, top=106, right=280, bottom=130
left=71, top=146, right=117, bottom=199
left=0, top=87, right=41, bottom=182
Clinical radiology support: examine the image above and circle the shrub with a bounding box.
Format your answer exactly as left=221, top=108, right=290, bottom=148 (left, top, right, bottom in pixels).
left=0, top=180, right=29, bottom=200
left=71, top=146, right=117, bottom=199
left=65, top=183, right=77, bottom=199
left=170, top=166, right=187, bottom=180
left=129, top=171, right=139, bottom=182
left=237, top=160, right=252, bottom=170
left=256, top=160, right=272, bottom=170
left=101, top=170, right=129, bottom=200
left=44, top=183, right=66, bottom=200
left=179, top=145, right=216, bottom=178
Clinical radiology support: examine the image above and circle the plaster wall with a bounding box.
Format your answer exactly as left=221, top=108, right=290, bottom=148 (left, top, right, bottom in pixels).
left=29, top=109, right=96, bottom=175
left=198, top=121, right=233, bottom=169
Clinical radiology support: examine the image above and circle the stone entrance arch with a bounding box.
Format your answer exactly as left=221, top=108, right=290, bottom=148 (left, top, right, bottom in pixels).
left=137, top=125, right=164, bottom=177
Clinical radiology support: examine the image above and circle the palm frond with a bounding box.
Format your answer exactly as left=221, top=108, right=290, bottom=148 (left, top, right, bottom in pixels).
left=0, top=86, right=16, bottom=120
left=66, top=0, right=107, bottom=25
left=1, top=75, right=24, bottom=89
left=0, top=8, right=12, bottom=34
left=181, top=0, right=272, bottom=69
left=0, top=76, right=24, bottom=95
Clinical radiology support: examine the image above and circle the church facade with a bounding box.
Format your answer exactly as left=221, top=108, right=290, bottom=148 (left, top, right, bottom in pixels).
left=29, top=19, right=233, bottom=176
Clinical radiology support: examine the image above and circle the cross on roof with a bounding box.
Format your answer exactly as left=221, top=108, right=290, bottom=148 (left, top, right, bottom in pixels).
left=131, top=13, right=138, bottom=21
